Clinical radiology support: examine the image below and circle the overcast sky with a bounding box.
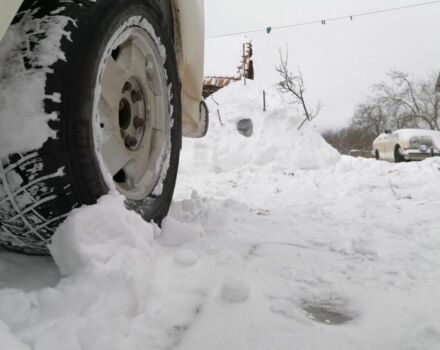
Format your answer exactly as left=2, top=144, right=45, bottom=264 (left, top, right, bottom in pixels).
left=204, top=0, right=440, bottom=130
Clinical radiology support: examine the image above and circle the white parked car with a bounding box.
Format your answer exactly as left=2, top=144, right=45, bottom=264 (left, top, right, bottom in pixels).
left=373, top=129, right=440, bottom=162
left=0, top=0, right=207, bottom=254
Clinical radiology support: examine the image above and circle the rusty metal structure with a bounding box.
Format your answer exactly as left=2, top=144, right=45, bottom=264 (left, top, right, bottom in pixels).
left=203, top=41, right=254, bottom=98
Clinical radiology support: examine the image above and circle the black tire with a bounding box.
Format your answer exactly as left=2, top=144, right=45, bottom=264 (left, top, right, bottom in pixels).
left=394, top=145, right=405, bottom=163
left=375, top=150, right=380, bottom=160
left=0, top=0, right=181, bottom=254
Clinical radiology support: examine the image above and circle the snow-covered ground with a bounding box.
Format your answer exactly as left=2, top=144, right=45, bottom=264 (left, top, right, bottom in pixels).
left=1, top=81, right=440, bottom=349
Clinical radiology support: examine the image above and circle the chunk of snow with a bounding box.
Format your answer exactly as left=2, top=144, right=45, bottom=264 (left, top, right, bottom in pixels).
left=0, top=321, right=30, bottom=350
left=50, top=194, right=154, bottom=277
left=159, top=217, right=203, bottom=247
left=174, top=249, right=199, bottom=266
left=220, top=277, right=250, bottom=303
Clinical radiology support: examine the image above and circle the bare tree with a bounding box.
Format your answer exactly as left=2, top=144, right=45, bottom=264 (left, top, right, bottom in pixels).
left=321, top=127, right=375, bottom=155
left=350, top=70, right=440, bottom=141
left=275, top=47, right=321, bottom=130
left=374, top=70, right=440, bottom=130
left=323, top=71, right=440, bottom=155
left=351, top=102, right=388, bottom=136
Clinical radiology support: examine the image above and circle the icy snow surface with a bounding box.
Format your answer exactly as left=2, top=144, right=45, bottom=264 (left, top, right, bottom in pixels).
left=1, top=81, right=440, bottom=349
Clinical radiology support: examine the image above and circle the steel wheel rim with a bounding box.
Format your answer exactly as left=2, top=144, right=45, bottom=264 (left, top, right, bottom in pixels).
left=95, top=26, right=170, bottom=201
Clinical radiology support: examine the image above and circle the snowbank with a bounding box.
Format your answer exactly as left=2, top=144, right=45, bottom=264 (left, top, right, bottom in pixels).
left=0, top=194, right=156, bottom=350
left=1, top=78, right=440, bottom=350
left=181, top=80, right=340, bottom=174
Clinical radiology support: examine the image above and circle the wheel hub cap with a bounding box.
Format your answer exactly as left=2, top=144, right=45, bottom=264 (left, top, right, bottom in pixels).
left=95, top=26, right=170, bottom=201
left=118, top=77, right=148, bottom=151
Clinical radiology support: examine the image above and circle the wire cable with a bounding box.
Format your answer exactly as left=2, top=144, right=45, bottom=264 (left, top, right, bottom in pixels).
left=206, top=0, right=440, bottom=39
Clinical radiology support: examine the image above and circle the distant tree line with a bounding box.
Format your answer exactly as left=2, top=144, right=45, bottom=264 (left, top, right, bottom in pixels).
left=322, top=70, right=440, bottom=154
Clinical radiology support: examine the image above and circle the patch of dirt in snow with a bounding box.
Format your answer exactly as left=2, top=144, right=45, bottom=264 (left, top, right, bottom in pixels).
left=0, top=81, right=440, bottom=349
left=302, top=298, right=355, bottom=325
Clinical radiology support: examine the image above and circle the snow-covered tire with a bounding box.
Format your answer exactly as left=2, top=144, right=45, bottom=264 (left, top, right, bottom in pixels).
left=0, top=0, right=181, bottom=254
left=394, top=145, right=405, bottom=163
left=375, top=150, right=380, bottom=160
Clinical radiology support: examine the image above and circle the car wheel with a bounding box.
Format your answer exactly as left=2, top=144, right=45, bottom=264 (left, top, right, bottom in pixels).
left=394, top=145, right=405, bottom=163
left=0, top=0, right=181, bottom=254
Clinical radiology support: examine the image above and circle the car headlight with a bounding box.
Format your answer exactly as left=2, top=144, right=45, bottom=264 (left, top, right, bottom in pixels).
left=419, top=144, right=429, bottom=152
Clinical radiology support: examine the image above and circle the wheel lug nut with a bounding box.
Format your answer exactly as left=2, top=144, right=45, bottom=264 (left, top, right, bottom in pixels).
left=131, top=91, right=142, bottom=103
left=146, top=62, right=154, bottom=80
left=122, top=82, right=132, bottom=92
left=125, top=135, right=137, bottom=148
left=133, top=116, right=145, bottom=128
left=146, top=62, right=153, bottom=74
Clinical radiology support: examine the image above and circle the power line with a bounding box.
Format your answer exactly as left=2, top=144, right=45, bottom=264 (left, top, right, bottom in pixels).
left=206, top=0, right=440, bottom=39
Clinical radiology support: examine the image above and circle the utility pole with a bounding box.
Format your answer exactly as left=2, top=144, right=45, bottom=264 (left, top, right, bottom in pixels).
left=243, top=43, right=246, bottom=86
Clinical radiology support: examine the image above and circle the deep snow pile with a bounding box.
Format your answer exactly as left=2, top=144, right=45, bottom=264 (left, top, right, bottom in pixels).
left=0, top=195, right=156, bottom=350
left=171, top=156, right=440, bottom=350
left=1, top=81, right=440, bottom=349
left=180, top=80, right=340, bottom=174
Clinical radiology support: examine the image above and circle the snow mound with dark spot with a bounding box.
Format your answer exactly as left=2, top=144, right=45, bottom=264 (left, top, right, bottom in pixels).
left=181, top=80, right=340, bottom=173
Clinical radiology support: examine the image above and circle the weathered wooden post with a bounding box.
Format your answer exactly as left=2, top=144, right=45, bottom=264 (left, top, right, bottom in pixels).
left=263, top=90, right=266, bottom=112
left=243, top=43, right=246, bottom=86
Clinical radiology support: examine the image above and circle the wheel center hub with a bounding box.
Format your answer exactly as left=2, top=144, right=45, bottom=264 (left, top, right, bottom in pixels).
left=118, top=78, right=148, bottom=151
left=119, top=98, right=131, bottom=129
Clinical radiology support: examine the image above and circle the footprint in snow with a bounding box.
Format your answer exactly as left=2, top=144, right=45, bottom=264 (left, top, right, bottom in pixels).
left=270, top=295, right=356, bottom=326
left=301, top=297, right=356, bottom=325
